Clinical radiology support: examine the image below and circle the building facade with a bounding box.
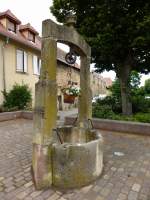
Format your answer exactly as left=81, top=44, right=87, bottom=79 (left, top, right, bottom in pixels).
left=91, top=72, right=107, bottom=97
left=0, top=10, right=108, bottom=110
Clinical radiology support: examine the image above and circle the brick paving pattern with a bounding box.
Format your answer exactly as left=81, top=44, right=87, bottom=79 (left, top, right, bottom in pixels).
left=0, top=119, right=150, bottom=200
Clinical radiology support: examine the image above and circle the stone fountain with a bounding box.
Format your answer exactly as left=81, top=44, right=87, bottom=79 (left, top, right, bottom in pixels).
left=32, top=15, right=103, bottom=189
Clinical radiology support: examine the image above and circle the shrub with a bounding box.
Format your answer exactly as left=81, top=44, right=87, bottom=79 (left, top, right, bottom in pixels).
left=92, top=104, right=115, bottom=119
left=144, top=79, right=150, bottom=95
left=95, top=96, right=122, bottom=113
left=132, top=95, right=150, bottom=113
left=134, top=113, right=150, bottom=123
left=92, top=96, right=150, bottom=123
left=3, top=83, right=32, bottom=110
left=93, top=109, right=150, bottom=123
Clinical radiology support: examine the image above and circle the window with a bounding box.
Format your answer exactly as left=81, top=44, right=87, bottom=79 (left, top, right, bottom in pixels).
left=16, top=50, right=27, bottom=72
left=33, top=55, right=41, bottom=75
left=28, top=31, right=35, bottom=42
left=8, top=20, right=16, bottom=33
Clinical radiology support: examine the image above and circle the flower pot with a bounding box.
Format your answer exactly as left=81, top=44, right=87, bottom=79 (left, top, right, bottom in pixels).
left=64, top=94, right=76, bottom=104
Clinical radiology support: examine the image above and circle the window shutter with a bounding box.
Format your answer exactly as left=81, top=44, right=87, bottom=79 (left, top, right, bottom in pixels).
left=39, top=59, right=41, bottom=75
left=8, top=20, right=16, bottom=32
left=33, top=55, right=38, bottom=75
left=16, top=50, right=23, bottom=71
left=23, top=52, right=27, bottom=72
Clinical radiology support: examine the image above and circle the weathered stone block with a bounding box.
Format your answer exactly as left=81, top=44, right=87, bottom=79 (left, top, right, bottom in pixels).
left=32, top=144, right=52, bottom=189
left=51, top=126, right=103, bottom=188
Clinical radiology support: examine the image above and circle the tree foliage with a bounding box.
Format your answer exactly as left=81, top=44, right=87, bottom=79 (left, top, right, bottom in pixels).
left=144, top=78, right=150, bottom=94
left=51, top=0, right=150, bottom=74
left=51, top=0, right=150, bottom=115
left=108, top=73, right=150, bottom=113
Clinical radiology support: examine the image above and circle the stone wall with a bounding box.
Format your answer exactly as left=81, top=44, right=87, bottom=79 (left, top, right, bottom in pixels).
left=57, top=63, right=80, bottom=88
left=65, top=116, right=150, bottom=136
left=91, top=72, right=107, bottom=97
left=57, top=62, right=80, bottom=110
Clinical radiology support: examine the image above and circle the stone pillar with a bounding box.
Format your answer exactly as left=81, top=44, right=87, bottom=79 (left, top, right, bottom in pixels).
left=32, top=38, right=57, bottom=189
left=78, top=55, right=92, bottom=128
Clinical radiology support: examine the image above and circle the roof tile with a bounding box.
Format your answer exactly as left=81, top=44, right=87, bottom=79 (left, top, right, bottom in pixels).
left=0, top=9, right=21, bottom=24
left=19, top=23, right=39, bottom=35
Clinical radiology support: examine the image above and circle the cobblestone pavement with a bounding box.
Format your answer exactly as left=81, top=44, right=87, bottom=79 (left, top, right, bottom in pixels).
left=0, top=119, right=150, bottom=200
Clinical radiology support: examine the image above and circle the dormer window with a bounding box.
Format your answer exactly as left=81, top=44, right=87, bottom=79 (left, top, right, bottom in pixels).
left=0, top=10, right=21, bottom=32
left=8, top=20, right=16, bottom=33
left=28, top=31, right=35, bottom=42
left=19, top=23, right=38, bottom=43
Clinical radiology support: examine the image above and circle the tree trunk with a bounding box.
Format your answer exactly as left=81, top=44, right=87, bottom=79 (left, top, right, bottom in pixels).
left=119, top=65, right=132, bottom=116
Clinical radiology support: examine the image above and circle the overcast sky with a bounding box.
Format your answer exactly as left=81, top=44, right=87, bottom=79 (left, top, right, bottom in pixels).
left=1, top=0, right=55, bottom=34
left=1, top=0, right=149, bottom=85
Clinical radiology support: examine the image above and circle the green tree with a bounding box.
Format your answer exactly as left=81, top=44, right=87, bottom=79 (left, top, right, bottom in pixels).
left=109, top=78, right=121, bottom=104
left=130, top=71, right=141, bottom=90
left=51, top=0, right=150, bottom=115
left=144, top=79, right=150, bottom=94
left=109, top=71, right=141, bottom=105
left=109, top=72, right=150, bottom=113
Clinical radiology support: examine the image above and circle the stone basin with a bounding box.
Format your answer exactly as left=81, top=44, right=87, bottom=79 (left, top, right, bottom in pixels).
left=52, top=126, right=103, bottom=188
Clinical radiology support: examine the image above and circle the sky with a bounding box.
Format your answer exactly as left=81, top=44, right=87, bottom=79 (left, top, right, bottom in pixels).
left=1, top=0, right=149, bottom=85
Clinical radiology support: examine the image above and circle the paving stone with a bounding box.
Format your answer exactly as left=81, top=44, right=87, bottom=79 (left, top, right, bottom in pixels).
left=5, top=186, right=16, bottom=192
left=103, top=175, right=110, bottom=180
left=132, top=183, right=141, bottom=192
left=24, top=197, right=32, bottom=200
left=138, top=193, right=147, bottom=200
left=0, top=186, right=4, bottom=192
left=0, top=119, right=150, bottom=200
left=41, top=189, right=54, bottom=198
left=46, top=193, right=60, bottom=200
left=93, top=185, right=101, bottom=192
left=30, top=190, right=42, bottom=198
left=24, top=181, right=33, bottom=188
left=34, top=195, right=44, bottom=200
left=96, top=197, right=105, bottom=200
left=128, top=191, right=138, bottom=200
left=59, top=197, right=67, bottom=200
left=16, top=191, right=28, bottom=199
left=121, top=186, right=130, bottom=195
left=100, top=188, right=111, bottom=197
left=0, top=177, right=4, bottom=181
left=81, top=184, right=93, bottom=193
left=117, top=193, right=127, bottom=200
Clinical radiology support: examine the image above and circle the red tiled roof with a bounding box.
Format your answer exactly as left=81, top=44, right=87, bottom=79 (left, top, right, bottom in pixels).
left=0, top=9, right=21, bottom=24
left=20, top=23, right=39, bottom=35
left=0, top=22, right=41, bottom=51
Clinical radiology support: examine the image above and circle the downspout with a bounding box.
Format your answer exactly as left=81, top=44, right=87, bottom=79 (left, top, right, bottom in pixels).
left=1, top=36, right=9, bottom=92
